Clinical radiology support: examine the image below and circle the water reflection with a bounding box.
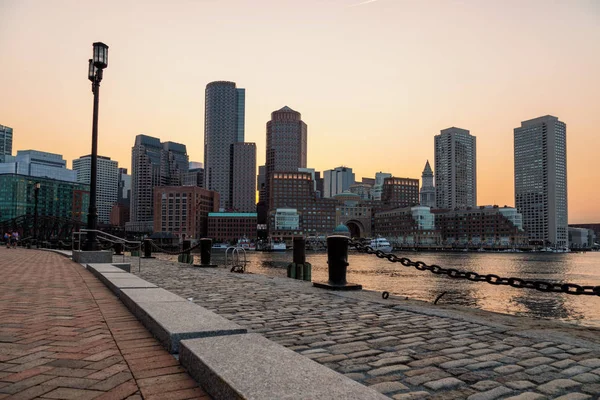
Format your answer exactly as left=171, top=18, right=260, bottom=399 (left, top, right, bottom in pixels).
left=161, top=250, right=600, bottom=328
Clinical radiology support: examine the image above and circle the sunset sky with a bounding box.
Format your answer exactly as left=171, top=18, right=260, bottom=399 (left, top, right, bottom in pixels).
left=1, top=0, right=599, bottom=223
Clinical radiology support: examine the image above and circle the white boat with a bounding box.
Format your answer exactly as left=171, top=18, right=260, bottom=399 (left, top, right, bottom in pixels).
left=268, top=239, right=287, bottom=251
left=369, top=237, right=393, bottom=253
left=211, top=243, right=229, bottom=250
left=237, top=237, right=256, bottom=251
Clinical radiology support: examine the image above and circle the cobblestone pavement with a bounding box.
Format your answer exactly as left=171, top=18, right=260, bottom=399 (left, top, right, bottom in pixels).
left=129, top=256, right=600, bottom=400
left=0, top=248, right=211, bottom=400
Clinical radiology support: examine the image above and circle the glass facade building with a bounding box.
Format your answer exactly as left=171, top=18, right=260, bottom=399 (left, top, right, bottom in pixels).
left=0, top=173, right=89, bottom=222
left=0, top=124, right=13, bottom=158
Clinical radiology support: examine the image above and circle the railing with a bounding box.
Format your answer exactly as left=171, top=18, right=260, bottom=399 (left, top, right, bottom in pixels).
left=73, top=229, right=142, bottom=269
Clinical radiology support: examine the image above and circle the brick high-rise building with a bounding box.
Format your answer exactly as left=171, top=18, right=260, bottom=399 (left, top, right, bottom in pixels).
left=434, top=127, right=477, bottom=209
left=265, top=106, right=307, bottom=202
left=381, top=177, right=420, bottom=209
left=153, top=186, right=219, bottom=239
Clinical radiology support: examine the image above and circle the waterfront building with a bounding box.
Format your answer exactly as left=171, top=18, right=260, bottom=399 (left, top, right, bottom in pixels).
left=269, top=171, right=337, bottom=237
left=117, top=168, right=131, bottom=205
left=569, top=223, right=600, bottom=244
left=434, top=127, right=477, bottom=209
left=265, top=106, right=308, bottom=202
left=0, top=150, right=77, bottom=182
left=109, top=203, right=129, bottom=227
left=433, top=205, right=527, bottom=247
left=514, top=115, right=568, bottom=248
left=382, top=177, right=420, bottom=209
left=204, top=81, right=246, bottom=209
left=349, top=182, right=372, bottom=201
left=207, top=212, right=257, bottom=243
left=0, top=173, right=89, bottom=222
left=257, top=165, right=267, bottom=204
left=183, top=162, right=204, bottom=187
left=314, top=171, right=324, bottom=198
left=0, top=124, right=13, bottom=159
left=370, top=172, right=391, bottom=201
left=568, top=227, right=595, bottom=249
left=335, top=192, right=373, bottom=238
left=362, top=177, right=376, bottom=186
left=153, top=186, right=219, bottom=239
left=232, top=142, right=257, bottom=212
left=419, top=161, right=436, bottom=208
left=73, top=155, right=118, bottom=224
left=374, top=206, right=441, bottom=245
left=129, top=134, right=189, bottom=232
left=323, top=166, right=355, bottom=198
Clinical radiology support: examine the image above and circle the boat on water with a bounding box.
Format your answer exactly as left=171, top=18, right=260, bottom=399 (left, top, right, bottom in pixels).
left=369, top=237, right=393, bottom=253
left=211, top=243, right=229, bottom=250
left=266, top=238, right=287, bottom=251
left=237, top=237, right=256, bottom=251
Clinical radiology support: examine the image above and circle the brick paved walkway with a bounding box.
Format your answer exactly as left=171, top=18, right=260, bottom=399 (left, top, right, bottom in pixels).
left=0, top=248, right=211, bottom=400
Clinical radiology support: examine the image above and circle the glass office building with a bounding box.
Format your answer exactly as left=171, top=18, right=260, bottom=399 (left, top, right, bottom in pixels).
left=0, top=174, right=89, bottom=222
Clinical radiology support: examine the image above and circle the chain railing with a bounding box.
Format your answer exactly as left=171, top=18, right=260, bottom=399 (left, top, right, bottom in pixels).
left=350, top=240, right=600, bottom=297
left=149, top=240, right=203, bottom=255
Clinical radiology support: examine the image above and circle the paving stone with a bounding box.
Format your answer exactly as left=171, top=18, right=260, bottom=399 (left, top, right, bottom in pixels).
left=561, top=365, right=591, bottom=376
left=423, top=377, right=465, bottom=391
left=392, top=391, right=431, bottom=399
left=504, top=393, right=546, bottom=400
left=553, top=394, right=591, bottom=400
left=552, top=359, right=577, bottom=368
left=368, top=364, right=410, bottom=376
left=579, top=358, right=600, bottom=368
left=517, top=357, right=555, bottom=367
left=465, top=361, right=502, bottom=371
left=536, top=378, right=582, bottom=395
left=368, top=381, right=409, bottom=393
left=524, top=365, right=558, bottom=375
left=466, top=385, right=512, bottom=400
left=440, top=359, right=476, bottom=369
left=505, top=380, right=536, bottom=390
left=571, top=373, right=600, bottom=383
left=494, top=365, right=524, bottom=374
left=469, top=380, right=501, bottom=391
left=369, top=356, right=413, bottom=367
left=580, top=383, right=600, bottom=394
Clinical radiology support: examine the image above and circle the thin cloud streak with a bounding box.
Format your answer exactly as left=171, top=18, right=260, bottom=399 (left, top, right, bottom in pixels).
left=348, top=0, right=379, bottom=8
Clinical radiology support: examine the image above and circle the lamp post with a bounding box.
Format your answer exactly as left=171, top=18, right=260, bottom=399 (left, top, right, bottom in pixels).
left=34, top=182, right=40, bottom=247
left=84, top=42, right=109, bottom=251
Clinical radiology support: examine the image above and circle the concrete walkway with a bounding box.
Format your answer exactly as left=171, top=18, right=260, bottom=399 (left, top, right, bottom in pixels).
left=0, top=248, right=210, bottom=400
left=130, top=255, right=600, bottom=400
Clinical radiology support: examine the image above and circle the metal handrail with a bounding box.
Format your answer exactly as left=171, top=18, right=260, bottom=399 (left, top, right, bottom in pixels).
left=72, top=230, right=142, bottom=268
left=225, top=246, right=247, bottom=273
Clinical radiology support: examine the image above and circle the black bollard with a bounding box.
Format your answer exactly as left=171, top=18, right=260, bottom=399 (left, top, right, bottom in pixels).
left=181, top=240, right=192, bottom=263
left=313, top=235, right=362, bottom=291
left=293, top=237, right=306, bottom=264
left=142, top=239, right=154, bottom=258
left=114, top=242, right=123, bottom=255
left=196, top=238, right=217, bottom=267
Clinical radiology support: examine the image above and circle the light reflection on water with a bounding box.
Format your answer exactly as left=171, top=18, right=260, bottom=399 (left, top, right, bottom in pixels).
left=164, top=250, right=600, bottom=328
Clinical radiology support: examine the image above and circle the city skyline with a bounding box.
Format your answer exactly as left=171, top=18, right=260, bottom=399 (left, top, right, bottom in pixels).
left=1, top=0, right=599, bottom=223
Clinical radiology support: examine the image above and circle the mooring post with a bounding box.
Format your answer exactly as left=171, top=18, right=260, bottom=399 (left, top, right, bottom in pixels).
left=142, top=239, right=154, bottom=258
left=197, top=238, right=217, bottom=268
left=180, top=240, right=191, bottom=263
left=313, top=235, right=362, bottom=290
left=114, top=242, right=123, bottom=256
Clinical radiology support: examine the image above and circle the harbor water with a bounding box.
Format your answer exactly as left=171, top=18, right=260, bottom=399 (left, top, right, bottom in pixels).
left=204, top=250, right=600, bottom=328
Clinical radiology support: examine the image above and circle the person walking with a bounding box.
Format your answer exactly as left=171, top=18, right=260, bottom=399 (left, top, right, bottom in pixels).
left=11, top=231, right=19, bottom=248
left=3, top=232, right=9, bottom=248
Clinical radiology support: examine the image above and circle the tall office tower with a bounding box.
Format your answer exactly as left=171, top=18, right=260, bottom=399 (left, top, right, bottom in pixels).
left=232, top=142, right=257, bottom=212
left=117, top=168, right=131, bottom=204
left=0, top=150, right=77, bottom=182
left=419, top=160, right=436, bottom=207
left=434, top=127, right=477, bottom=209
left=370, top=172, right=392, bottom=200
left=257, top=165, right=267, bottom=204
left=323, top=166, right=355, bottom=198
left=265, top=106, right=308, bottom=202
left=0, top=124, right=13, bottom=160
left=73, top=155, right=118, bottom=224
left=203, top=81, right=245, bottom=209
left=130, top=134, right=188, bottom=231
left=183, top=162, right=204, bottom=187
left=514, top=115, right=568, bottom=248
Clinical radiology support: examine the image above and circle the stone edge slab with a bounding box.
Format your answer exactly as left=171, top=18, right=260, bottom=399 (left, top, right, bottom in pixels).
left=180, top=333, right=389, bottom=400
left=94, top=271, right=157, bottom=296
left=134, top=301, right=247, bottom=354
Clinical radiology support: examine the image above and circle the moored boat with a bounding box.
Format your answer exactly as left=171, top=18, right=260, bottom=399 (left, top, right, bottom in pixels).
left=369, top=237, right=393, bottom=253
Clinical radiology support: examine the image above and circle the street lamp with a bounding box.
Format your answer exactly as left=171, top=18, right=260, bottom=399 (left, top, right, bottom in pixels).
left=34, top=182, right=40, bottom=247
left=84, top=42, right=109, bottom=251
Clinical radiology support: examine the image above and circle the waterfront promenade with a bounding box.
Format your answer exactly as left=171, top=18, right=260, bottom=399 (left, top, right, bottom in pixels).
left=0, top=248, right=210, bottom=400
left=129, top=255, right=600, bottom=399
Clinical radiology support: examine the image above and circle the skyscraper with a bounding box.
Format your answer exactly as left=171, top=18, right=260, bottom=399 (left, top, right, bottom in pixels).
left=117, top=168, right=131, bottom=204
left=434, top=127, right=477, bottom=209
left=203, top=81, right=245, bottom=209
left=232, top=142, right=257, bottom=212
left=323, top=166, right=355, bottom=198
left=419, top=160, right=436, bottom=208
left=129, top=134, right=188, bottom=231
left=73, top=155, right=118, bottom=224
left=0, top=124, right=13, bottom=160
left=514, top=115, right=568, bottom=248
left=265, top=106, right=307, bottom=202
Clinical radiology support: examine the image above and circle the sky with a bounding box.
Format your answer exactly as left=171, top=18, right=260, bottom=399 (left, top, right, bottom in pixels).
left=1, top=0, right=599, bottom=223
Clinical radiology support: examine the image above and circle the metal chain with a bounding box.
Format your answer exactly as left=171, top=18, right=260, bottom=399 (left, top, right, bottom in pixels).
left=149, top=240, right=203, bottom=255
left=349, top=241, right=600, bottom=297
